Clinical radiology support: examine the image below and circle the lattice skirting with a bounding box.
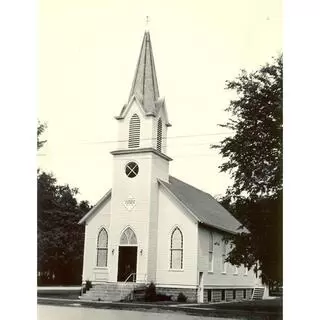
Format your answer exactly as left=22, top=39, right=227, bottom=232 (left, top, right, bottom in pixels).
left=149, top=286, right=254, bottom=303
left=206, top=288, right=254, bottom=303
left=156, top=287, right=198, bottom=302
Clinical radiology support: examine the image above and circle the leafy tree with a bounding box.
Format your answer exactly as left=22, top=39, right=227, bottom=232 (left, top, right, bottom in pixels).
left=37, top=121, right=47, bottom=150
left=212, top=55, right=282, bottom=284
left=37, top=122, right=91, bottom=285
left=37, top=171, right=90, bottom=285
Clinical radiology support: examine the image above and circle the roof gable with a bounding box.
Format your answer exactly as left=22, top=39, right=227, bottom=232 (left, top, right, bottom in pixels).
left=78, top=189, right=112, bottom=224
left=115, top=94, right=147, bottom=120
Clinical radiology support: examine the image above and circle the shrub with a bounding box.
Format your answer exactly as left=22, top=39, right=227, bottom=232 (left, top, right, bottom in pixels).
left=85, top=280, right=92, bottom=291
left=177, top=292, right=187, bottom=302
left=145, top=282, right=157, bottom=301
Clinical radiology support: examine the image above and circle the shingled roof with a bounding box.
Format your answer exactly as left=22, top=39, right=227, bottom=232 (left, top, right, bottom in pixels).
left=159, top=176, right=245, bottom=234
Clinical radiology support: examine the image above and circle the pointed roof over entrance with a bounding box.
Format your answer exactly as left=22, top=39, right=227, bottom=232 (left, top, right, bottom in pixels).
left=129, top=31, right=159, bottom=113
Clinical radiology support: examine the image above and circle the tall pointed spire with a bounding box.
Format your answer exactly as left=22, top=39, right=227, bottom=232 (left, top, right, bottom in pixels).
left=128, top=31, right=160, bottom=114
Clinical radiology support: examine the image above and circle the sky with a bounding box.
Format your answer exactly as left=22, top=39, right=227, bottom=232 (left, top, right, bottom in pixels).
left=38, top=0, right=282, bottom=204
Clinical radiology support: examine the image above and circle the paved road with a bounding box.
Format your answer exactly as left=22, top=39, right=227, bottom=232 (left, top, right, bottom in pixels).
left=38, top=305, right=242, bottom=320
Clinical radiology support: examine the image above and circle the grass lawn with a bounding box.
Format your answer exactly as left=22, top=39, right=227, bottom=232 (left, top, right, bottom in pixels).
left=204, top=298, right=282, bottom=313
left=37, top=288, right=81, bottom=300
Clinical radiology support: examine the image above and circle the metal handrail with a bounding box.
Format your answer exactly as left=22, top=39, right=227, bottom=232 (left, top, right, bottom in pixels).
left=120, top=273, right=136, bottom=301
left=124, top=272, right=136, bottom=283
left=120, top=273, right=147, bottom=301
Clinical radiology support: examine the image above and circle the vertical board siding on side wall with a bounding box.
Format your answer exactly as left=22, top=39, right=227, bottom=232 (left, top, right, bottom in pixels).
left=156, top=186, right=198, bottom=286
left=197, top=225, right=258, bottom=287
left=82, top=200, right=111, bottom=282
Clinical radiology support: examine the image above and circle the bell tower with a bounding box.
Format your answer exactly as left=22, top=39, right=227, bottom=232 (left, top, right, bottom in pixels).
left=108, top=30, right=172, bottom=283
left=113, top=31, right=171, bottom=154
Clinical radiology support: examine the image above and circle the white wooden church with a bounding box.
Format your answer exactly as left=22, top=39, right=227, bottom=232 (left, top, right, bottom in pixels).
left=79, top=30, right=264, bottom=303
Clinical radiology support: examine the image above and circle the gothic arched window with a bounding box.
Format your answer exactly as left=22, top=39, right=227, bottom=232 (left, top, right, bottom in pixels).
left=208, top=232, right=214, bottom=272
left=97, top=228, right=108, bottom=267
left=170, top=227, right=183, bottom=269
left=120, top=227, right=137, bottom=245
left=157, top=118, right=162, bottom=152
left=128, top=114, right=140, bottom=148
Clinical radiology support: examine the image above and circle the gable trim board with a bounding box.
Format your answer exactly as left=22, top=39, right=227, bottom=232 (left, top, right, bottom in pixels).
left=158, top=179, right=200, bottom=224
left=78, top=189, right=112, bottom=224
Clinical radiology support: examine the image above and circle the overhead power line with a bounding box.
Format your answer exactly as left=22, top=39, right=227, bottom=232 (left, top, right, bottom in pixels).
left=80, top=131, right=233, bottom=145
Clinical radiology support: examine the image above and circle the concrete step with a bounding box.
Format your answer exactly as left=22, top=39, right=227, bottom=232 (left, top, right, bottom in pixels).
left=251, top=287, right=265, bottom=300
left=79, top=282, right=145, bottom=302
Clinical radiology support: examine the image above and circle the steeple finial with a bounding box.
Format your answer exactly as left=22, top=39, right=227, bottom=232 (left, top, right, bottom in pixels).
left=145, top=16, right=150, bottom=30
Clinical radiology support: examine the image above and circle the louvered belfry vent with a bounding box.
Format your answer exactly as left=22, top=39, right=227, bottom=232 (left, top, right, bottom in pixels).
left=128, top=114, right=140, bottom=148
left=157, top=118, right=162, bottom=152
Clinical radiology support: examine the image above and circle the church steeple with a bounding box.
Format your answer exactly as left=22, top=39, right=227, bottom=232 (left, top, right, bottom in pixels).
left=113, top=30, right=171, bottom=154
left=128, top=31, right=160, bottom=114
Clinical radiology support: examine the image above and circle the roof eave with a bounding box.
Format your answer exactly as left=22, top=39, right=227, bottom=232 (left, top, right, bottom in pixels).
left=199, top=221, right=241, bottom=235
left=78, top=190, right=112, bottom=224
left=158, top=179, right=200, bottom=224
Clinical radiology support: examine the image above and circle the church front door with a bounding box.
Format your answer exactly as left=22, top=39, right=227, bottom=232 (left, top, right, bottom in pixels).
left=117, top=246, right=137, bottom=282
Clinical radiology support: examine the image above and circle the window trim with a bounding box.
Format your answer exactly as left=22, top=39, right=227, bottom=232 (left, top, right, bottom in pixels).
left=233, top=266, right=238, bottom=275
left=120, top=227, right=138, bottom=245
left=208, top=232, right=214, bottom=273
left=221, top=241, right=227, bottom=274
left=169, top=227, right=183, bottom=270
left=96, top=228, right=108, bottom=267
left=125, top=161, right=139, bottom=178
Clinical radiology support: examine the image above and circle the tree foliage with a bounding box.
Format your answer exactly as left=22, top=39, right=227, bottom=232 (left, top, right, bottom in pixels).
left=37, top=121, right=47, bottom=150
left=37, top=172, right=90, bottom=285
left=37, top=121, right=91, bottom=285
left=213, top=55, right=282, bottom=283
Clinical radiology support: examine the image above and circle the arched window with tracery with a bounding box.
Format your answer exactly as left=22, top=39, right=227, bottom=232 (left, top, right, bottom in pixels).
left=120, top=227, right=137, bottom=245
left=170, top=227, right=183, bottom=269
left=96, top=228, right=108, bottom=267
left=128, top=114, right=140, bottom=148
left=157, top=118, right=162, bottom=152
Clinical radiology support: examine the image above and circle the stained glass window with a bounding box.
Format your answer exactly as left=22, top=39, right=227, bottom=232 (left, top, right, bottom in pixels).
left=208, top=232, right=214, bottom=272
left=120, top=227, right=137, bottom=245
left=97, top=228, right=108, bottom=267
left=170, top=227, right=183, bottom=269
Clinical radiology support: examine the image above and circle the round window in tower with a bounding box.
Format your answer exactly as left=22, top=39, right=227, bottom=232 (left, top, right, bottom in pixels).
left=125, top=162, right=139, bottom=178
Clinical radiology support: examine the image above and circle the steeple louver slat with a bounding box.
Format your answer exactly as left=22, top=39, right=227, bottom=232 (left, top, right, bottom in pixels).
left=157, top=118, right=162, bottom=152
left=128, top=114, right=140, bottom=148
